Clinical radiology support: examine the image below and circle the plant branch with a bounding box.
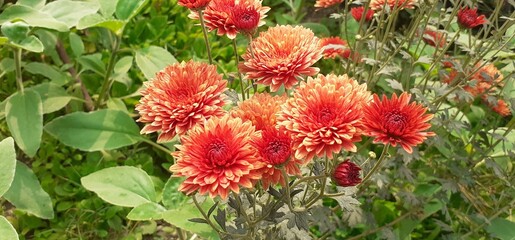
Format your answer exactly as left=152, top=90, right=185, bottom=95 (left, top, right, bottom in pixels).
left=198, top=10, right=213, bottom=64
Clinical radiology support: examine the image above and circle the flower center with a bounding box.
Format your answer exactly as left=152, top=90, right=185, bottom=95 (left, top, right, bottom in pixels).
left=317, top=107, right=336, bottom=125
left=264, top=140, right=290, bottom=165
left=232, top=7, right=259, bottom=32
left=207, top=140, right=230, bottom=167
left=384, top=110, right=407, bottom=134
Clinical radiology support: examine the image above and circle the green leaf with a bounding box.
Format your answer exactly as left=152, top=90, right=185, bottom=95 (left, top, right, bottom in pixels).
left=0, top=37, right=8, bottom=45
left=162, top=199, right=218, bottom=239
left=113, top=56, right=133, bottom=88
left=77, top=53, right=106, bottom=76
left=0, top=137, right=16, bottom=197
left=396, top=200, right=443, bottom=240
left=127, top=202, right=166, bottom=221
left=77, top=13, right=125, bottom=35
left=0, top=99, right=6, bottom=120
left=135, top=46, right=177, bottom=80
left=5, top=90, right=43, bottom=157
left=12, top=35, right=44, bottom=52
left=1, top=21, right=29, bottom=42
left=0, top=216, right=18, bottom=240
left=486, top=218, right=515, bottom=240
left=0, top=5, right=68, bottom=32
left=99, top=0, right=119, bottom=16
left=301, top=22, right=330, bottom=36
left=27, top=83, right=72, bottom=114
left=162, top=177, right=188, bottom=210
left=81, top=166, right=157, bottom=207
left=18, top=0, right=46, bottom=9
left=115, top=0, right=148, bottom=20
left=40, top=0, right=100, bottom=28
left=69, top=32, right=84, bottom=57
left=44, top=109, right=141, bottom=151
left=24, top=62, right=71, bottom=85
left=3, top=161, right=54, bottom=219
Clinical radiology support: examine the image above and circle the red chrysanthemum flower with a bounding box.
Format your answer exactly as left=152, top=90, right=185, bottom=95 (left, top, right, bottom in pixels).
left=362, top=92, right=435, bottom=153
left=370, top=0, right=417, bottom=11
left=332, top=160, right=362, bottom=187
left=230, top=3, right=261, bottom=35
left=350, top=6, right=374, bottom=22
left=483, top=98, right=511, bottom=117
left=422, top=28, right=446, bottom=48
left=170, top=115, right=263, bottom=200
left=196, top=0, right=269, bottom=39
left=231, top=93, right=287, bottom=130
left=457, top=7, right=487, bottom=29
left=239, top=25, right=322, bottom=92
left=251, top=127, right=301, bottom=189
left=136, top=61, right=227, bottom=142
left=314, top=0, right=343, bottom=8
left=278, top=74, right=371, bottom=163
left=320, top=37, right=348, bottom=59
left=178, top=0, right=211, bottom=10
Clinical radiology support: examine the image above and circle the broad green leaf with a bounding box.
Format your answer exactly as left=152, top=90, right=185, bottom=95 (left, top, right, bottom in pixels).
left=115, top=0, right=148, bottom=20
left=135, top=46, right=177, bottom=80
left=396, top=200, right=443, bottom=240
left=77, top=13, right=125, bottom=35
left=0, top=58, right=15, bottom=72
left=41, top=0, right=100, bottom=28
left=77, top=53, right=106, bottom=76
left=27, top=83, right=72, bottom=114
left=17, top=0, right=45, bottom=9
left=0, top=137, right=16, bottom=197
left=113, top=56, right=133, bottom=88
left=24, top=62, right=71, bottom=85
left=0, top=37, right=8, bottom=45
left=486, top=218, right=515, bottom=240
left=11, top=35, right=44, bottom=53
left=162, top=177, right=188, bottom=210
left=127, top=202, right=166, bottom=221
left=99, top=0, right=118, bottom=16
left=162, top=199, right=218, bottom=240
left=1, top=21, right=29, bottom=42
left=3, top=161, right=54, bottom=219
left=0, top=99, right=6, bottom=120
left=44, top=109, right=141, bottom=151
left=106, top=98, right=128, bottom=112
left=81, top=166, right=157, bottom=207
left=0, top=216, right=18, bottom=240
left=0, top=5, right=68, bottom=32
left=5, top=90, right=43, bottom=157
left=301, top=22, right=330, bottom=37
left=69, top=32, right=84, bottom=57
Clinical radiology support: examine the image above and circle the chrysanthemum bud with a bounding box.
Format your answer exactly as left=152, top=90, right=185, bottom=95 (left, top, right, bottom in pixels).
left=332, top=160, right=362, bottom=187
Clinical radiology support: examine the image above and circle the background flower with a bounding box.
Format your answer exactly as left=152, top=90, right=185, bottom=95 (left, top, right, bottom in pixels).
left=170, top=115, right=263, bottom=200
left=350, top=6, right=374, bottom=22
left=231, top=93, right=287, bottom=130
left=333, top=160, right=362, bottom=187
left=136, top=61, right=227, bottom=142
left=320, top=37, right=348, bottom=59
left=422, top=28, right=446, bottom=48
left=178, top=0, right=211, bottom=10
left=362, top=93, right=435, bottom=153
left=370, top=0, right=417, bottom=11
left=239, top=25, right=322, bottom=92
left=457, top=7, right=487, bottom=28
left=314, top=0, right=343, bottom=8
left=278, top=74, right=371, bottom=163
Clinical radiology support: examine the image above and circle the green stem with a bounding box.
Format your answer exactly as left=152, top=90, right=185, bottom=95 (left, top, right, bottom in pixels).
left=232, top=39, right=246, bottom=101
left=192, top=195, right=223, bottom=237
left=139, top=138, right=172, bottom=155
left=198, top=10, right=213, bottom=64
left=280, top=168, right=296, bottom=211
left=13, top=47, right=24, bottom=94
left=96, top=35, right=121, bottom=108
left=360, top=144, right=390, bottom=185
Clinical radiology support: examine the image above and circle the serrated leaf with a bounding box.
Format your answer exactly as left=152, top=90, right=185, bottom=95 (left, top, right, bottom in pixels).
left=5, top=90, right=43, bottom=157
left=3, top=161, right=54, bottom=219
left=127, top=202, right=166, bottom=221
left=81, top=166, right=156, bottom=207
left=135, top=46, right=177, bottom=80
left=0, top=216, right=18, bottom=240
left=385, top=79, right=404, bottom=91
left=44, top=109, right=141, bottom=151
left=0, top=137, right=16, bottom=197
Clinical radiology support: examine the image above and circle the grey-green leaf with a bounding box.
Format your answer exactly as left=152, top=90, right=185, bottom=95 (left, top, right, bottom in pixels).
left=40, top=0, right=100, bottom=28
left=162, top=199, right=218, bottom=240
left=44, top=109, right=141, bottom=151
left=77, top=13, right=125, bottom=35
left=3, top=161, right=54, bottom=219
left=0, top=5, right=68, bottom=32
left=486, top=218, right=515, bottom=240
left=81, top=166, right=157, bottom=207
left=0, top=216, right=18, bottom=240
left=69, top=32, right=84, bottom=57
left=0, top=137, right=16, bottom=197
left=27, top=82, right=72, bottom=114
left=5, top=90, right=43, bottom=157
left=135, top=46, right=177, bottom=80
left=115, top=0, right=148, bottom=20
left=127, top=202, right=166, bottom=221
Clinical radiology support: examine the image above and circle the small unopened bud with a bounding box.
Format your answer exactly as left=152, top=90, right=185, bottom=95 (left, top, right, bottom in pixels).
left=368, top=151, right=377, bottom=158
left=332, top=160, right=362, bottom=187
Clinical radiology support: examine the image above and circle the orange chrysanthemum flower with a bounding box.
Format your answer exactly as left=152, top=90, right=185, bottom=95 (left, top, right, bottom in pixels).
left=483, top=98, right=511, bottom=117
left=239, top=25, right=322, bottom=92
left=362, top=93, right=435, bottom=153
left=198, top=0, right=269, bottom=39
left=422, top=28, right=446, bottom=48
left=370, top=0, right=417, bottom=11
left=320, top=37, right=348, bottom=59
left=278, top=74, right=371, bottom=163
left=178, top=0, right=211, bottom=10
left=170, top=115, right=263, bottom=200
left=441, top=62, right=503, bottom=98
left=251, top=128, right=301, bottom=189
left=136, top=61, right=227, bottom=142
left=314, top=0, right=343, bottom=8
left=231, top=93, right=287, bottom=130
left=350, top=6, right=375, bottom=22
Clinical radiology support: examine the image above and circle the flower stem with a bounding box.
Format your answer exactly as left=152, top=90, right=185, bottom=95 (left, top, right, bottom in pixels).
left=280, top=167, right=296, bottom=211
left=96, top=35, right=121, bottom=108
left=192, top=195, right=223, bottom=237
left=139, top=137, right=172, bottom=155
left=232, top=39, right=246, bottom=101
left=360, top=144, right=390, bottom=185
left=13, top=47, right=24, bottom=94
left=198, top=10, right=213, bottom=64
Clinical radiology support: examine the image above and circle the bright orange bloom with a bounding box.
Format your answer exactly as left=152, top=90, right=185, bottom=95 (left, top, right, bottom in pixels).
left=422, top=28, right=446, bottom=48
left=170, top=115, right=263, bottom=200
left=231, top=93, right=287, bottom=130
left=278, top=74, right=371, bottom=163
left=198, top=0, right=269, bottom=39
left=314, top=0, right=343, bottom=8
left=136, top=61, right=227, bottom=142
left=320, top=37, right=348, bottom=59
left=457, top=7, right=487, bottom=29
left=483, top=98, right=511, bottom=117
left=362, top=93, right=435, bottom=153
left=251, top=127, right=301, bottom=189
left=441, top=62, right=503, bottom=98
left=178, top=0, right=211, bottom=10
left=370, top=0, right=417, bottom=11
left=240, top=25, right=322, bottom=92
